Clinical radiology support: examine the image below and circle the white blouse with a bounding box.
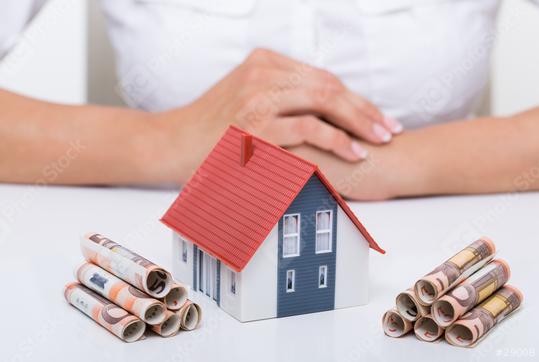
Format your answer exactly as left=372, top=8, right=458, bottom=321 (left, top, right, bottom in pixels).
left=0, top=0, right=46, bottom=60
left=2, top=0, right=538, bottom=129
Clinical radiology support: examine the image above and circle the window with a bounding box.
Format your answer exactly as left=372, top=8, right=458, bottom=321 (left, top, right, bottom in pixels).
left=286, top=270, right=295, bottom=293
left=229, top=270, right=236, bottom=295
left=283, top=214, right=300, bottom=257
left=315, top=210, right=332, bottom=253
left=319, top=265, right=328, bottom=288
left=181, top=239, right=188, bottom=263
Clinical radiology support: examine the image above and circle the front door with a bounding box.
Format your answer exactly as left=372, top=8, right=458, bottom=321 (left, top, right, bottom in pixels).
left=198, top=250, right=219, bottom=303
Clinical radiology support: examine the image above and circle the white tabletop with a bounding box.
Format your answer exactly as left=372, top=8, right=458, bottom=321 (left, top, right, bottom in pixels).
left=1, top=184, right=537, bottom=362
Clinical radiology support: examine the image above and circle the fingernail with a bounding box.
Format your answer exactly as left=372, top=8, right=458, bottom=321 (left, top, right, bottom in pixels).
left=373, top=123, right=392, bottom=143
left=351, top=141, right=368, bottom=159
left=384, top=116, right=403, bottom=134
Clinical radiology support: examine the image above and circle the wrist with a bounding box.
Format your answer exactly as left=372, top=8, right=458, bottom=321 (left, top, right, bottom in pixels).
left=122, top=110, right=170, bottom=184
left=367, top=132, right=435, bottom=199
left=144, top=105, right=214, bottom=184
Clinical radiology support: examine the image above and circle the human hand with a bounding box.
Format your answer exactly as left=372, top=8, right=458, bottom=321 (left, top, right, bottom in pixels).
left=288, top=132, right=427, bottom=201
left=159, top=48, right=402, bottom=172
left=288, top=143, right=395, bottom=201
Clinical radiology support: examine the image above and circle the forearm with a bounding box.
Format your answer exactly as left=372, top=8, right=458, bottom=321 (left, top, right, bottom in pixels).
left=291, top=108, right=539, bottom=200
left=0, top=89, right=185, bottom=185
left=392, top=109, right=539, bottom=197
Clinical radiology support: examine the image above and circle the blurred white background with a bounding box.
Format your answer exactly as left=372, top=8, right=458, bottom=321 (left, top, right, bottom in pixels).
left=0, top=0, right=538, bottom=115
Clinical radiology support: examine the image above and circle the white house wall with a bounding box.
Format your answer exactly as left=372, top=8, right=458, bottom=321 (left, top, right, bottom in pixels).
left=172, top=232, right=193, bottom=287
left=237, top=225, right=278, bottom=322
left=219, top=263, right=242, bottom=320
left=335, top=206, right=369, bottom=309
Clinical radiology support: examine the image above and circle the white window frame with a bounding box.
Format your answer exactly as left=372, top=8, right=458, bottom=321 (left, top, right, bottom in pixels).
left=205, top=253, right=212, bottom=297
left=286, top=270, right=295, bottom=293
left=318, top=265, right=328, bottom=288
left=282, top=213, right=301, bottom=258
left=315, top=210, right=333, bottom=254
left=181, top=239, right=188, bottom=263
left=229, top=270, right=237, bottom=295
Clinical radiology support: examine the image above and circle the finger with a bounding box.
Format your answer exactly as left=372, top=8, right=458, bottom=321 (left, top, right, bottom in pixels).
left=262, top=85, right=389, bottom=144
left=301, top=70, right=400, bottom=140
left=343, top=91, right=403, bottom=135
left=266, top=115, right=369, bottom=162
left=382, top=115, right=404, bottom=134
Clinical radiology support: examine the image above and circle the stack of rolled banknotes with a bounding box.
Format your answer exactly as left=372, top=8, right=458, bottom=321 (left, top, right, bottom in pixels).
left=382, top=237, right=523, bottom=347
left=64, top=232, right=202, bottom=342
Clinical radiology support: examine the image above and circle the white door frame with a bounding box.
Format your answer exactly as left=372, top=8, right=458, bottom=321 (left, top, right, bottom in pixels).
left=198, top=249, right=218, bottom=301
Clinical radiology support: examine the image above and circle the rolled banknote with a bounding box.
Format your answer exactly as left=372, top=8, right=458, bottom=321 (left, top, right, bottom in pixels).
left=396, top=288, right=430, bottom=322
left=432, top=259, right=510, bottom=327
left=64, top=282, right=146, bottom=342
left=81, top=233, right=172, bottom=298
left=414, top=314, right=444, bottom=342
left=161, top=282, right=188, bottom=311
left=382, top=309, right=413, bottom=338
left=176, top=300, right=202, bottom=331
left=76, top=262, right=167, bottom=325
left=445, top=285, right=523, bottom=347
left=414, top=237, right=496, bottom=305
left=151, top=310, right=181, bottom=337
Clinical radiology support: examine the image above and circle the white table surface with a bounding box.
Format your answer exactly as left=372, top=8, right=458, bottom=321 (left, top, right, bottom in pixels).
left=1, top=183, right=538, bottom=362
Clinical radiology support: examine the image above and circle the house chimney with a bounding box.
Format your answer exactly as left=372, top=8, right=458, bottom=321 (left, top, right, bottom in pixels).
left=240, top=134, right=253, bottom=166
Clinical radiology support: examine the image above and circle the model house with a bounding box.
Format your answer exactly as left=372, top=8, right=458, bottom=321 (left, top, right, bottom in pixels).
left=161, top=126, right=385, bottom=322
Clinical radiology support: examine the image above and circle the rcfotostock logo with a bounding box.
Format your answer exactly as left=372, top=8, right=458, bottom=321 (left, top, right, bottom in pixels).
left=412, top=76, right=453, bottom=123
left=116, top=64, right=159, bottom=108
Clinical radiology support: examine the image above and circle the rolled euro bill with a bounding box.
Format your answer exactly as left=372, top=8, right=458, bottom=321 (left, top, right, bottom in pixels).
left=396, top=288, right=430, bottom=322
left=176, top=300, right=202, bottom=331
left=64, top=282, right=145, bottom=342
left=414, top=314, right=444, bottom=342
left=81, top=233, right=172, bottom=298
left=445, top=285, right=523, bottom=347
left=432, top=259, right=510, bottom=327
left=382, top=309, right=413, bottom=338
left=76, top=262, right=167, bottom=325
left=151, top=310, right=181, bottom=337
left=161, top=282, right=188, bottom=311
left=414, top=237, right=496, bottom=305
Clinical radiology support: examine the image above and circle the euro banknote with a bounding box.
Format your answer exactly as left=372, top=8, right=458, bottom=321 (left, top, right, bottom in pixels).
left=76, top=262, right=167, bottom=325
left=382, top=309, right=413, bottom=338
left=414, top=314, right=444, bottom=342
left=396, top=288, right=430, bottom=322
left=80, top=232, right=172, bottom=298
left=176, top=299, right=202, bottom=331
left=161, top=282, right=188, bottom=311
left=414, top=237, right=496, bottom=305
left=445, top=285, right=523, bottom=347
left=151, top=310, right=181, bottom=337
left=432, top=259, right=510, bottom=327
left=64, top=282, right=145, bottom=342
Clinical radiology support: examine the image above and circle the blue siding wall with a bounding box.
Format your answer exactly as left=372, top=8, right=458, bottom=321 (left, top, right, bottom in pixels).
left=277, top=175, right=338, bottom=317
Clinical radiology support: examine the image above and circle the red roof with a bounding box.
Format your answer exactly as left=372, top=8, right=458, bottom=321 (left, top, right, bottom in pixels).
left=161, top=126, right=385, bottom=272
